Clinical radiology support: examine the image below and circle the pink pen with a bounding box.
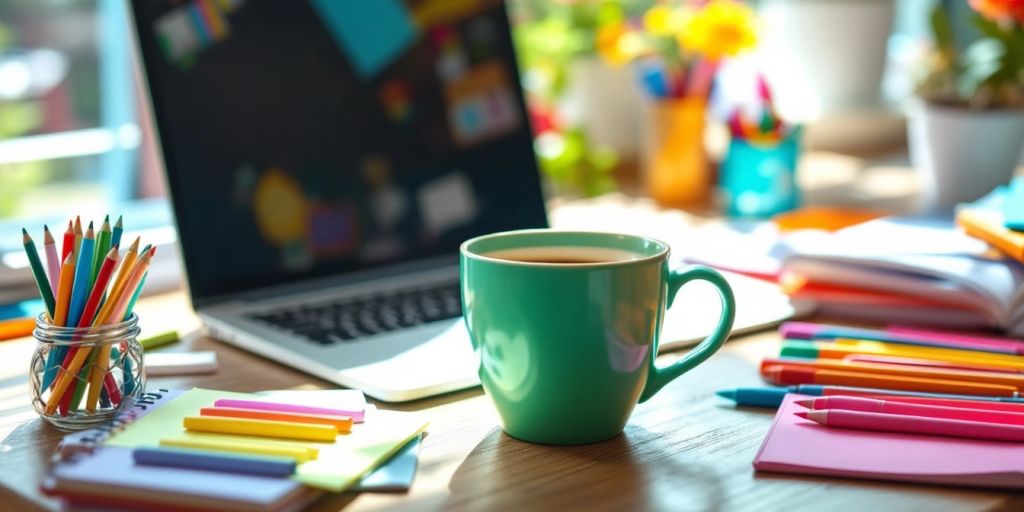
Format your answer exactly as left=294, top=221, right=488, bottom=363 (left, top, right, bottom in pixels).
left=213, top=399, right=364, bottom=423
left=797, top=396, right=1024, bottom=426
left=796, top=408, right=1024, bottom=442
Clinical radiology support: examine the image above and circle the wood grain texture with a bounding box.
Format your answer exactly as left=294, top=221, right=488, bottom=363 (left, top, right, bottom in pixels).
left=1, top=293, right=1022, bottom=512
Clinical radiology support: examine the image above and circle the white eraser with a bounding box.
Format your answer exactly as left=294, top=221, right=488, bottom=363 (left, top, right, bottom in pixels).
left=145, top=351, right=218, bottom=376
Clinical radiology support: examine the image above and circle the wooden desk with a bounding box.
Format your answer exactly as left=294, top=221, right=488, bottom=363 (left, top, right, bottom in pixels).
left=1, top=293, right=1022, bottom=512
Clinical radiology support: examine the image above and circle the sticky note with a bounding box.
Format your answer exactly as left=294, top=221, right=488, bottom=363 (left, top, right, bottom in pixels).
left=308, top=0, right=418, bottom=79
left=418, top=173, right=479, bottom=235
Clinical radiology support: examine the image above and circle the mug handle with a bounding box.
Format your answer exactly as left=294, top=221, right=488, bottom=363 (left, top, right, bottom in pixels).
left=638, top=265, right=736, bottom=403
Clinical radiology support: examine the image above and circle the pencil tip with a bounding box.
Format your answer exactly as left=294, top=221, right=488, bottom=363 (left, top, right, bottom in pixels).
left=88, top=221, right=93, bottom=229
left=715, top=389, right=735, bottom=400
left=794, top=411, right=809, bottom=419
left=793, top=399, right=813, bottom=409
left=114, top=215, right=123, bottom=227
left=21, top=228, right=28, bottom=237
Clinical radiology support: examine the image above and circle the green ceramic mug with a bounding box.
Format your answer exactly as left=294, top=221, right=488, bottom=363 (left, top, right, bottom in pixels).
left=460, top=230, right=736, bottom=445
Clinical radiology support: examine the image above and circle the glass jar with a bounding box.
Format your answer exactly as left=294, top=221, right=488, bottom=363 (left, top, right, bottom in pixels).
left=30, top=313, right=145, bottom=430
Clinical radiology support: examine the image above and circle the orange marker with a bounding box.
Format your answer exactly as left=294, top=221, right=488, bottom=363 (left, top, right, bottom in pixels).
left=762, top=366, right=1019, bottom=397
left=760, top=358, right=1024, bottom=391
left=200, top=407, right=353, bottom=432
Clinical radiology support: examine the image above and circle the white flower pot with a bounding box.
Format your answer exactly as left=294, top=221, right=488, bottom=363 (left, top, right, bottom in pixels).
left=908, top=102, right=1024, bottom=211
left=559, top=56, right=646, bottom=157
left=759, top=0, right=893, bottom=120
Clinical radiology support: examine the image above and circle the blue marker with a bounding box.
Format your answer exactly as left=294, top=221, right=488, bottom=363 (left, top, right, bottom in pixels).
left=133, top=447, right=297, bottom=477
left=716, top=385, right=1024, bottom=408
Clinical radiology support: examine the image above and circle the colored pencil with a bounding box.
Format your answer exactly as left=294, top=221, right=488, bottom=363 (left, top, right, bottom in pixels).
left=0, top=317, right=35, bottom=341
left=867, top=395, right=1024, bottom=413
left=61, top=220, right=74, bottom=264
left=843, top=354, right=1019, bottom=374
left=22, top=229, right=56, bottom=318
left=111, top=215, right=123, bottom=248
left=763, top=366, right=1019, bottom=397
left=52, top=252, right=76, bottom=326
left=759, top=358, right=1024, bottom=390
left=795, top=396, right=1024, bottom=425
left=62, top=247, right=118, bottom=415
left=781, top=340, right=1024, bottom=372
left=200, top=406, right=353, bottom=432
left=91, top=215, right=111, bottom=286
left=72, top=216, right=82, bottom=256
left=716, top=384, right=1024, bottom=409
left=781, top=321, right=1024, bottom=355
left=108, top=238, right=140, bottom=304
left=65, top=224, right=95, bottom=327
left=43, top=226, right=59, bottom=296
left=183, top=416, right=338, bottom=442
left=86, top=247, right=151, bottom=411
left=796, top=408, right=1024, bottom=442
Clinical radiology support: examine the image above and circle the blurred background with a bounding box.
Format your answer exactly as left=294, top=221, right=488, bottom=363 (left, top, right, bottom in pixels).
left=0, top=0, right=1013, bottom=289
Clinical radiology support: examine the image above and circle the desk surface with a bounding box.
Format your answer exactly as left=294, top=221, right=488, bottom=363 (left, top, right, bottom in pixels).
left=1, top=293, right=1022, bottom=512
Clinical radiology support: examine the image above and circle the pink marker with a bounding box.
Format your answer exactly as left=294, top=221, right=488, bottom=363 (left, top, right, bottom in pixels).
left=213, top=399, right=364, bottom=423
left=796, top=396, right=1024, bottom=425
left=796, top=407, right=1024, bottom=442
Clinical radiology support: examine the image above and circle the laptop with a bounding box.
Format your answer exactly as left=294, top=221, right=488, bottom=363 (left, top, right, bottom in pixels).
left=129, top=0, right=546, bottom=401
left=128, top=1, right=804, bottom=402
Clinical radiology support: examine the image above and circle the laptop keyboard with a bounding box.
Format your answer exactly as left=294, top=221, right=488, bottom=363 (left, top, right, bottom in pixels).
left=249, top=281, right=462, bottom=345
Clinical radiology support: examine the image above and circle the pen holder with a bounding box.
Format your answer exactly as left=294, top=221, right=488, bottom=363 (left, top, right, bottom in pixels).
left=642, top=98, right=712, bottom=208
left=720, top=127, right=802, bottom=218
left=30, top=313, right=145, bottom=430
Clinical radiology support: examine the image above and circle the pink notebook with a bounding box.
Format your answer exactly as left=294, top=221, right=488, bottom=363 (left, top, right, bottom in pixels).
left=753, top=394, right=1024, bottom=488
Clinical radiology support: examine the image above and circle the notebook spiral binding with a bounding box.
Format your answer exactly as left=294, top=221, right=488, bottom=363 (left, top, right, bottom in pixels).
left=52, top=389, right=179, bottom=465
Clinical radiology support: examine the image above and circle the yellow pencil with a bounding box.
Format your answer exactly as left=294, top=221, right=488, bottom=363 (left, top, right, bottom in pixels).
left=52, top=253, right=77, bottom=327
left=160, top=437, right=318, bottom=462
left=183, top=416, right=338, bottom=442
left=85, top=247, right=154, bottom=411
left=107, top=237, right=140, bottom=304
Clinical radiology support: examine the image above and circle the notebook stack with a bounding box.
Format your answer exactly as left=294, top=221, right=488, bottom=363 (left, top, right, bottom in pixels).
left=717, top=321, right=1024, bottom=488
left=43, top=388, right=428, bottom=511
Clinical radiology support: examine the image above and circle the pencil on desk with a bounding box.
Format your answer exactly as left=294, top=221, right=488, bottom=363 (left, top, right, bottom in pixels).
left=43, top=226, right=59, bottom=296
left=795, top=396, right=1024, bottom=425
left=796, top=408, right=1024, bottom=442
left=763, top=366, right=1020, bottom=397
left=759, top=358, right=1024, bottom=390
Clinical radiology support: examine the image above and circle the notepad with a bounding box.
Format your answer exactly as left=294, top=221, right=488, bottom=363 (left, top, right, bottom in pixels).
left=105, top=388, right=427, bottom=492
left=753, top=394, right=1024, bottom=488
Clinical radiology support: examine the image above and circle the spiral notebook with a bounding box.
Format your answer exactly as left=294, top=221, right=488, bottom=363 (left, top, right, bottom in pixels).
left=753, top=394, right=1024, bottom=488
left=46, top=388, right=426, bottom=511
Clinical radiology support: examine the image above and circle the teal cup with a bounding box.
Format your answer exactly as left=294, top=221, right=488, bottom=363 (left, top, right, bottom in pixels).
left=460, top=230, right=736, bottom=445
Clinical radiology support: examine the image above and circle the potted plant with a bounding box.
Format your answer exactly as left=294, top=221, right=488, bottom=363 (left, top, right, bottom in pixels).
left=910, top=1, right=1024, bottom=211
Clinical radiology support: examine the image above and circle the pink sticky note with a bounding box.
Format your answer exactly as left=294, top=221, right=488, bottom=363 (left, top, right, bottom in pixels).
left=753, top=394, right=1024, bottom=488
left=213, top=399, right=364, bottom=423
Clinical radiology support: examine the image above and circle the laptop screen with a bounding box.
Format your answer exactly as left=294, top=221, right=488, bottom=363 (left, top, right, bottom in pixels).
left=130, top=0, right=547, bottom=304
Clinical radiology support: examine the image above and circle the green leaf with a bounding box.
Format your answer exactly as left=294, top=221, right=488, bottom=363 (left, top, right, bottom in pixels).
left=930, top=5, right=955, bottom=53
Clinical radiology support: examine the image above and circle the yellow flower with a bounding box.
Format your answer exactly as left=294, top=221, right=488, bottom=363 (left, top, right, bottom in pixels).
left=597, top=22, right=647, bottom=66
left=679, top=0, right=757, bottom=61
left=643, top=4, right=688, bottom=36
